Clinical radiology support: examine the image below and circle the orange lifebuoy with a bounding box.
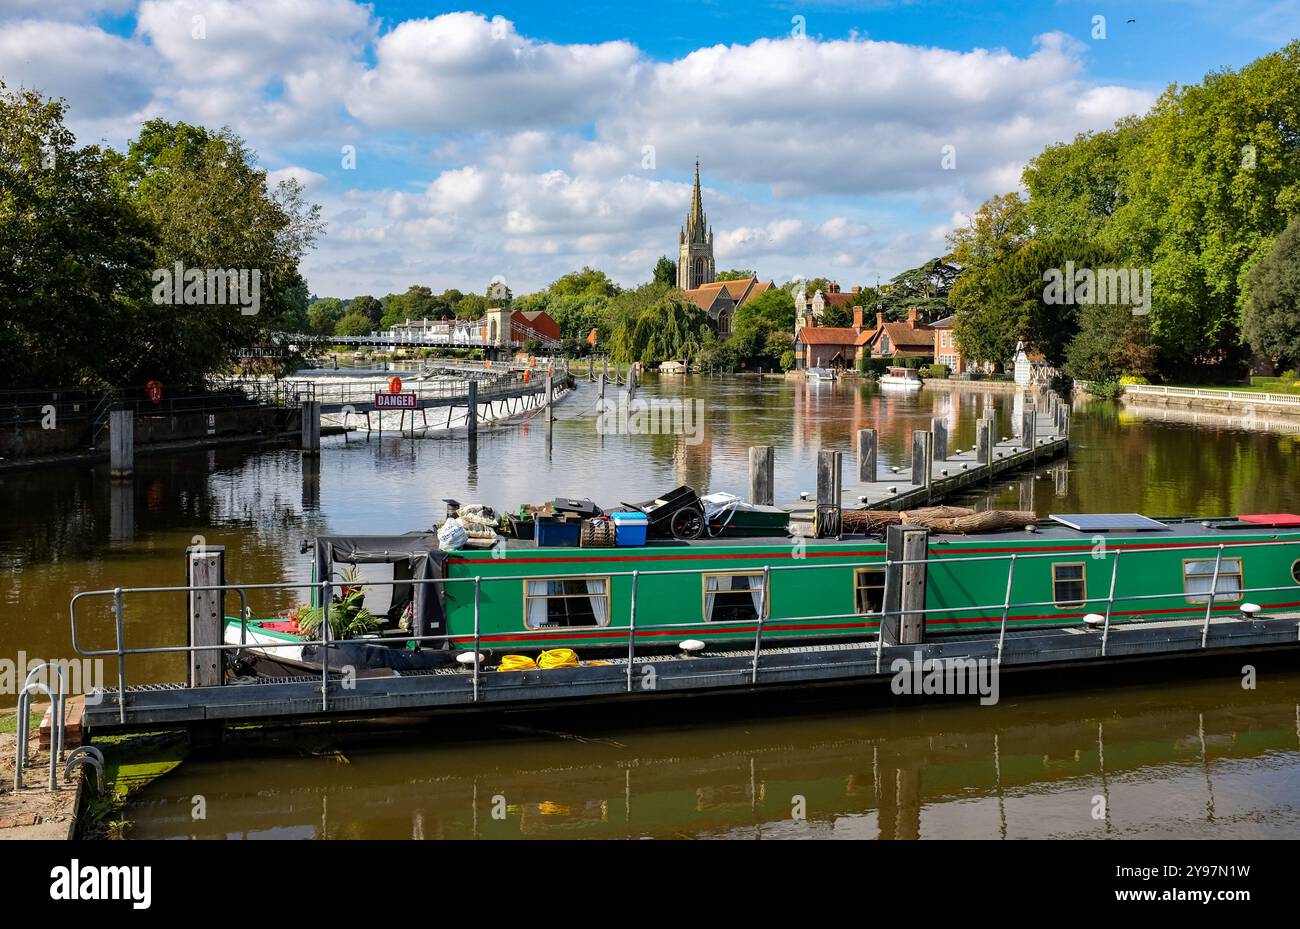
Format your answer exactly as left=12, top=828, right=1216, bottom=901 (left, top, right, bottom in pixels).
left=547, top=365, right=553, bottom=377
left=485, top=360, right=492, bottom=368
left=145, top=380, right=163, bottom=404
left=523, top=369, right=531, bottom=384
left=387, top=376, right=402, bottom=394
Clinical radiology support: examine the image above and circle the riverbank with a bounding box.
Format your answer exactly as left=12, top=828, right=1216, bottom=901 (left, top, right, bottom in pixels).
left=0, top=429, right=300, bottom=474
left=1117, top=382, right=1300, bottom=419
left=0, top=709, right=79, bottom=839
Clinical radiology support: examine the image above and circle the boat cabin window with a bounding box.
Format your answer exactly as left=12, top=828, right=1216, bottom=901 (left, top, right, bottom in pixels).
left=703, top=572, right=767, bottom=623
left=1183, top=558, right=1243, bottom=603
left=524, top=577, right=611, bottom=629
left=1292, top=560, right=1300, bottom=586
left=1052, top=563, right=1087, bottom=608
left=854, top=568, right=886, bottom=615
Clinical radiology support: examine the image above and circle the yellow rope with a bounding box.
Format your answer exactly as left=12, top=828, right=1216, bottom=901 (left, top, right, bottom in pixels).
left=496, top=654, right=537, bottom=672
left=537, top=648, right=579, bottom=669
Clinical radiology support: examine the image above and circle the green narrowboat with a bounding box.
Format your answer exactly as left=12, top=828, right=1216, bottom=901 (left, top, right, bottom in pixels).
left=225, top=514, right=1300, bottom=674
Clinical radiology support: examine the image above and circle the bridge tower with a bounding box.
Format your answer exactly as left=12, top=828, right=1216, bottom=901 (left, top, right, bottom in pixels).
left=484, top=305, right=513, bottom=354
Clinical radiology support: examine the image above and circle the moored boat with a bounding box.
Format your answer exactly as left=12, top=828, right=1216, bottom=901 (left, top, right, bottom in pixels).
left=878, top=366, right=923, bottom=390
left=224, top=512, right=1300, bottom=674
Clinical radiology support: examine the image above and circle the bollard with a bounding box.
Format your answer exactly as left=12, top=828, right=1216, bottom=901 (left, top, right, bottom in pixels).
left=110, top=409, right=134, bottom=477
left=467, top=379, right=478, bottom=437
left=300, top=401, right=320, bottom=455
left=749, top=446, right=775, bottom=506
left=856, top=428, right=877, bottom=484
left=931, top=418, right=948, bottom=462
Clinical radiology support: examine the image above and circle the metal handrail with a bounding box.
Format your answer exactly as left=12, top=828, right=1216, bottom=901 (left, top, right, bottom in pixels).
left=67, top=537, right=1300, bottom=704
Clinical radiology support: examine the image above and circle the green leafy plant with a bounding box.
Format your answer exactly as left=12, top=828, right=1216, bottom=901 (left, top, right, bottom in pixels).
left=294, top=566, right=379, bottom=640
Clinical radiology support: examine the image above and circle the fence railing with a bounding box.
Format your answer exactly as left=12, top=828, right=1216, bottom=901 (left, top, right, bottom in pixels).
left=67, top=536, right=1300, bottom=722
left=1116, top=383, right=1300, bottom=407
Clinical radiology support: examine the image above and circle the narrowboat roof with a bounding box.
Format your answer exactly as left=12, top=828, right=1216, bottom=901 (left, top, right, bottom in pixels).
left=445, top=516, right=1300, bottom=559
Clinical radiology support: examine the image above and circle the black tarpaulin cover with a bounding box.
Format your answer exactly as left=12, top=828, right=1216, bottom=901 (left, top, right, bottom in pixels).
left=312, top=533, right=449, bottom=637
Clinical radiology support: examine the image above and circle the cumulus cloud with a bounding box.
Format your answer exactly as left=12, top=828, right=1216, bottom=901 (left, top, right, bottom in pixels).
left=0, top=5, right=1160, bottom=295
left=345, top=12, right=640, bottom=131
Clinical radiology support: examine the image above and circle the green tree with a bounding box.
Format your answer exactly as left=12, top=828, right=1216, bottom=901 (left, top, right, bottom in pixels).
left=351, top=294, right=383, bottom=327
left=1065, top=300, right=1158, bottom=382
left=734, top=287, right=796, bottom=333
left=114, top=117, right=323, bottom=385
left=0, top=85, right=153, bottom=387
left=716, top=269, right=756, bottom=281
left=651, top=256, right=677, bottom=286
left=308, top=297, right=345, bottom=335
left=624, top=296, right=714, bottom=363
left=1242, top=216, right=1300, bottom=369
left=334, top=312, right=372, bottom=337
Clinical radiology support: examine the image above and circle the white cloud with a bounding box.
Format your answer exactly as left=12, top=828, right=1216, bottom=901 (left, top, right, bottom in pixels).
left=346, top=12, right=640, bottom=132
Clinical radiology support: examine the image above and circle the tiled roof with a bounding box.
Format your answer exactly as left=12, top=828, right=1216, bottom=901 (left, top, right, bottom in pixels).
left=798, top=326, right=862, bottom=345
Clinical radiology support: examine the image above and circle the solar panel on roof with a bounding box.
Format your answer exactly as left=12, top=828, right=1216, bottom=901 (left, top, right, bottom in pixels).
left=1049, top=513, right=1170, bottom=532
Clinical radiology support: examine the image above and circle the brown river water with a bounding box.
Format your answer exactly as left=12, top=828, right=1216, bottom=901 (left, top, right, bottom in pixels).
left=2, top=374, right=1298, bottom=838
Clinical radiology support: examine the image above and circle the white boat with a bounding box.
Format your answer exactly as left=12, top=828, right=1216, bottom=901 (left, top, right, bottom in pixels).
left=805, top=367, right=837, bottom=381
left=878, top=366, right=923, bottom=391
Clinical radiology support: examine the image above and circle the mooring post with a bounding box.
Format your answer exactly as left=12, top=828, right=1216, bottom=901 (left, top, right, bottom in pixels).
left=749, top=445, right=775, bottom=506
left=300, top=400, right=320, bottom=454
left=910, top=430, right=933, bottom=499
left=545, top=371, right=554, bottom=420
left=466, top=379, right=478, bottom=437
left=882, top=525, right=928, bottom=646
left=856, top=428, right=877, bottom=484
left=976, top=419, right=992, bottom=466
left=931, top=418, right=948, bottom=462
left=598, top=371, right=606, bottom=405
left=1021, top=404, right=1037, bottom=460
left=186, top=544, right=225, bottom=689
left=109, top=409, right=134, bottom=478
left=815, top=449, right=842, bottom=539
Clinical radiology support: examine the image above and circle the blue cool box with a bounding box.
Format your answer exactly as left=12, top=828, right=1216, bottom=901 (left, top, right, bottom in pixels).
left=610, top=512, right=648, bottom=546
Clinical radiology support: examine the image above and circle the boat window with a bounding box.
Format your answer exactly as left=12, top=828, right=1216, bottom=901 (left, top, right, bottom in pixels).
left=1293, top=560, right=1300, bottom=586
left=1183, top=559, right=1243, bottom=603
left=1052, top=563, right=1087, bottom=608
left=703, top=572, right=767, bottom=623
left=524, top=577, right=611, bottom=629
left=854, top=568, right=886, bottom=615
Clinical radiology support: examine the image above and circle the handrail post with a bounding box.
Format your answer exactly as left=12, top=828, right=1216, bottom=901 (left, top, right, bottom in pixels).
left=996, top=555, right=1017, bottom=663
left=473, top=576, right=482, bottom=702
left=1100, top=550, right=1121, bottom=656
left=751, top=566, right=770, bottom=684
left=626, top=571, right=639, bottom=693
left=875, top=552, right=891, bottom=674
left=320, top=579, right=331, bottom=712
left=113, top=587, right=126, bottom=724
left=1200, top=545, right=1225, bottom=648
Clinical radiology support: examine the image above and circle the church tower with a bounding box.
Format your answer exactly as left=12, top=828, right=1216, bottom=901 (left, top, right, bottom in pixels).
left=677, top=161, right=715, bottom=290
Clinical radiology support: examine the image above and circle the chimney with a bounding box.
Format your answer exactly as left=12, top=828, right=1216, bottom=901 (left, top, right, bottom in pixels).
left=851, top=286, right=862, bottom=294
left=907, top=305, right=919, bottom=328
left=828, top=281, right=840, bottom=294
left=853, top=306, right=863, bottom=330
left=875, top=311, right=885, bottom=329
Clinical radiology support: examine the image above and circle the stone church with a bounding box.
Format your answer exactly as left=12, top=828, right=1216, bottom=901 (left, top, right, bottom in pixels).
left=677, top=162, right=772, bottom=334
left=677, top=161, right=715, bottom=290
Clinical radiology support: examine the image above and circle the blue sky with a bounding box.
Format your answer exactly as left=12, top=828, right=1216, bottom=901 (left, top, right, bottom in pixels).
left=1, top=0, right=1295, bottom=298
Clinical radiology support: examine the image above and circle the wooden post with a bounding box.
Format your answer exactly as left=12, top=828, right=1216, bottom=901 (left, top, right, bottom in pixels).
left=545, top=371, right=554, bottom=421
left=976, top=420, right=992, bottom=465
left=856, top=428, right=877, bottom=483
left=882, top=525, right=928, bottom=646
left=815, top=449, right=842, bottom=539
left=1060, top=404, right=1070, bottom=437
left=910, top=430, right=933, bottom=489
left=466, top=379, right=478, bottom=437
left=300, top=400, right=320, bottom=454
left=1021, top=405, right=1036, bottom=459
left=930, top=418, right=948, bottom=462
left=598, top=371, right=606, bottom=405
left=109, top=409, right=134, bottom=478
left=749, top=446, right=775, bottom=506
left=186, top=545, right=225, bottom=688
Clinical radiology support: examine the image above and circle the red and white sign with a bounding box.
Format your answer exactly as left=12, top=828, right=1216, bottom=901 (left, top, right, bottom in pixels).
left=374, top=392, right=417, bottom=410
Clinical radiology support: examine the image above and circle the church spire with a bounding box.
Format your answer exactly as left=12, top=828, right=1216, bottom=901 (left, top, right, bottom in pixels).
left=685, top=159, right=708, bottom=243
left=677, top=160, right=715, bottom=291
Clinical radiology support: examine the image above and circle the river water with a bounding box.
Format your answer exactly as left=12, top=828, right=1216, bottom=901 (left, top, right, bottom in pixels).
left=2, top=374, right=1298, bottom=838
